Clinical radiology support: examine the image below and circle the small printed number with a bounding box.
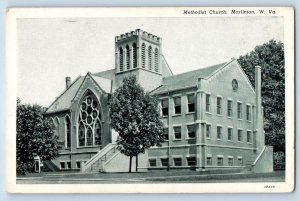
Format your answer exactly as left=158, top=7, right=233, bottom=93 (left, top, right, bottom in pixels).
left=264, top=185, right=275, bottom=188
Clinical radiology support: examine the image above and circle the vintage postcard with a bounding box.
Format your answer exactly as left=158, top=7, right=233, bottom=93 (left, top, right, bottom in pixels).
left=6, top=7, right=294, bottom=193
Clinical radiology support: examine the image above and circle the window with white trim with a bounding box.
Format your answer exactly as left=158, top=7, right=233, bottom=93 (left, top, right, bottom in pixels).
left=60, top=162, right=65, bottom=169
left=174, top=97, right=181, bottom=114
left=227, top=100, right=233, bottom=117
left=160, top=158, right=169, bottom=167
left=206, top=94, right=211, bottom=112
left=227, top=127, right=233, bottom=141
left=161, top=99, right=169, bottom=116
left=187, top=124, right=196, bottom=138
left=238, top=129, right=243, bottom=142
left=247, top=131, right=252, bottom=143
left=149, top=159, right=156, bottom=167
left=228, top=157, right=233, bottom=166
left=217, top=157, right=223, bottom=166
left=67, top=161, right=71, bottom=169
left=173, top=158, right=182, bottom=166
left=206, top=156, right=212, bottom=166
left=237, top=102, right=242, bottom=119
left=206, top=124, right=211, bottom=138
left=217, top=97, right=222, bottom=115
left=246, top=105, right=251, bottom=121
left=163, top=128, right=169, bottom=141
left=217, top=126, right=222, bottom=139
left=174, top=126, right=181, bottom=140
left=187, top=94, right=195, bottom=112
left=186, top=156, right=196, bottom=166
left=238, top=158, right=243, bottom=166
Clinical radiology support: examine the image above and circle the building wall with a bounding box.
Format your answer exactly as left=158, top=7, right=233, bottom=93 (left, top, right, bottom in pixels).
left=147, top=61, right=261, bottom=171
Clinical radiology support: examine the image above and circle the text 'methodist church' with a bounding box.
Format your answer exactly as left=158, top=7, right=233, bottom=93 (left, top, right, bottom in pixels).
left=45, top=29, right=273, bottom=173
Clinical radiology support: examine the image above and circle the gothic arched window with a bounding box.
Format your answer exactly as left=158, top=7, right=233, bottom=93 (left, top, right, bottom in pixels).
left=78, top=91, right=102, bottom=147
left=133, top=43, right=137, bottom=68
left=154, top=48, right=159, bottom=72
left=119, top=47, right=124, bottom=72
left=141, top=43, right=146, bottom=68
left=126, top=45, right=130, bottom=70
left=65, top=116, right=71, bottom=148
left=148, top=46, right=152, bottom=70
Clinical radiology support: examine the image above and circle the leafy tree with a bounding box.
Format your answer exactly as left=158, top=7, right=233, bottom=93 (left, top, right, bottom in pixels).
left=16, top=98, right=59, bottom=175
left=237, top=40, right=285, bottom=153
left=109, top=75, right=164, bottom=172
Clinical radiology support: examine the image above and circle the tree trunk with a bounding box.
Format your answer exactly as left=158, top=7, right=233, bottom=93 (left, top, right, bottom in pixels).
left=136, top=154, right=138, bottom=172
left=129, top=156, right=132, bottom=173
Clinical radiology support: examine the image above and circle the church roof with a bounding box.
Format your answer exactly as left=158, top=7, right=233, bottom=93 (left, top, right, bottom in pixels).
left=46, top=73, right=112, bottom=114
left=150, top=62, right=227, bottom=95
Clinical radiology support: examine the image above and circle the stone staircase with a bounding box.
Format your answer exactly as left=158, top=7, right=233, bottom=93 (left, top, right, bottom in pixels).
left=81, top=143, right=119, bottom=173
left=245, top=146, right=267, bottom=172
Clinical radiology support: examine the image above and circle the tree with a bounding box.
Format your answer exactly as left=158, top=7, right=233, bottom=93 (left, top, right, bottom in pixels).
left=16, top=98, right=59, bottom=175
left=109, top=75, right=165, bottom=172
left=237, top=40, right=285, bottom=153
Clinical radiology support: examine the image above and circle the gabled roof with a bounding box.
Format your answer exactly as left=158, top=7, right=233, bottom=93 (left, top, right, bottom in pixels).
left=150, top=62, right=227, bottom=95
left=46, top=73, right=112, bottom=114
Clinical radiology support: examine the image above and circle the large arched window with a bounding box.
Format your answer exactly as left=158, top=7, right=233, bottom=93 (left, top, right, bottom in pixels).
left=119, top=47, right=124, bottom=72
left=141, top=43, right=146, bottom=68
left=78, top=91, right=102, bottom=147
left=126, top=45, right=130, bottom=70
left=132, top=43, right=137, bottom=68
left=65, top=116, right=71, bottom=148
left=148, top=46, right=152, bottom=70
left=154, top=48, right=159, bottom=72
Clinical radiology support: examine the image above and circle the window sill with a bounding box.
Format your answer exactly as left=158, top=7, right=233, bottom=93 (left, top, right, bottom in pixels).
left=186, top=137, right=196, bottom=140
left=247, top=142, right=253, bottom=145
left=216, top=114, right=223, bottom=117
left=77, top=145, right=102, bottom=149
left=238, top=118, right=243, bottom=121
left=216, top=139, right=222, bottom=141
left=227, top=140, right=234, bottom=142
left=206, top=137, right=211, bottom=140
left=161, top=115, right=168, bottom=118
left=227, top=116, right=233, bottom=119
left=173, top=139, right=182, bottom=141
left=247, top=120, right=252, bottom=123
left=186, top=112, right=195, bottom=115
left=172, top=114, right=182, bottom=117
left=205, top=112, right=212, bottom=115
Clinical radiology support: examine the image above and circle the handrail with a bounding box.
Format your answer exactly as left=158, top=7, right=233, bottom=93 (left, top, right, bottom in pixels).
left=82, top=143, right=116, bottom=172
left=252, top=146, right=266, bottom=166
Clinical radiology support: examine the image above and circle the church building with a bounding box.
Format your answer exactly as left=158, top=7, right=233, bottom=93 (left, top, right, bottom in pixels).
left=45, top=29, right=273, bottom=173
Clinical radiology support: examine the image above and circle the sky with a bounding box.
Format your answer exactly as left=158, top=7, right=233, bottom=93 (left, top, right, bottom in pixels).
left=17, top=17, right=283, bottom=107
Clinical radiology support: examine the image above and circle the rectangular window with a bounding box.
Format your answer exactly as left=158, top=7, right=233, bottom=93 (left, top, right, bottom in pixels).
left=187, top=156, right=196, bottom=166
left=76, top=161, right=81, bottom=169
left=67, top=161, right=71, bottom=169
left=174, top=97, right=181, bottom=114
left=217, top=126, right=222, bottom=139
left=60, top=162, right=65, bottom=169
left=228, top=128, right=233, bottom=140
left=228, top=157, right=233, bottom=166
left=227, top=100, right=233, bottom=117
left=187, top=124, right=196, bottom=138
left=149, top=159, right=156, bottom=167
left=163, top=128, right=169, bottom=141
left=217, top=157, right=223, bottom=166
left=238, top=158, right=243, bottom=166
left=174, top=126, right=181, bottom=140
left=206, top=94, right=211, bottom=112
left=247, top=131, right=252, bottom=143
left=161, top=158, right=169, bottom=167
left=206, top=156, right=212, bottom=166
left=173, top=158, right=182, bottom=166
left=217, top=97, right=222, bottom=115
left=237, top=102, right=242, bottom=119
left=238, top=129, right=243, bottom=142
left=246, top=105, right=251, bottom=121
left=187, top=94, right=195, bottom=112
left=161, top=99, right=169, bottom=116
left=206, top=124, right=211, bottom=138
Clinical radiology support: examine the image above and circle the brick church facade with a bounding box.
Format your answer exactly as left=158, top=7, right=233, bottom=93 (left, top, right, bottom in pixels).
left=45, top=29, right=273, bottom=173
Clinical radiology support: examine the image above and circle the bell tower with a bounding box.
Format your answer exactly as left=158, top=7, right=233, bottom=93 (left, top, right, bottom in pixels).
left=114, top=29, right=163, bottom=91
